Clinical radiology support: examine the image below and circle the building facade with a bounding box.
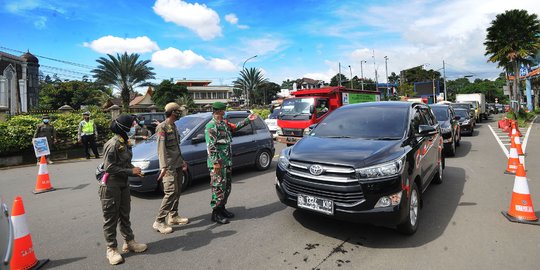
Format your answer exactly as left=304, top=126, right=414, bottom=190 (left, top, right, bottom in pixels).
left=175, top=80, right=233, bottom=108
left=0, top=51, right=40, bottom=114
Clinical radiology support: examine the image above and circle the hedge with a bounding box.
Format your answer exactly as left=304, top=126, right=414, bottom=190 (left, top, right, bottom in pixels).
left=0, top=110, right=112, bottom=157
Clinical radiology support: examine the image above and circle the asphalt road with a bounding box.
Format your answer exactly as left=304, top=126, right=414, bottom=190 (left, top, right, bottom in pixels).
left=1, top=114, right=539, bottom=270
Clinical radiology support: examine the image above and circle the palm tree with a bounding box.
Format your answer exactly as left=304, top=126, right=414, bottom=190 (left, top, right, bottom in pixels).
left=92, top=53, right=156, bottom=110
left=484, top=9, right=540, bottom=111
left=175, top=94, right=196, bottom=113
left=234, top=67, right=268, bottom=107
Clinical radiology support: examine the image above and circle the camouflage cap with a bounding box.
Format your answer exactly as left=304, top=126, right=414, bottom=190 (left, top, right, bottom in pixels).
left=164, top=102, right=181, bottom=113
left=212, top=102, right=226, bottom=111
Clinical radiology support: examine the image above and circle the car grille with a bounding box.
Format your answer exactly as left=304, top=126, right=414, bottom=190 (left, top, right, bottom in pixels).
left=282, top=128, right=303, bottom=136
left=282, top=161, right=364, bottom=205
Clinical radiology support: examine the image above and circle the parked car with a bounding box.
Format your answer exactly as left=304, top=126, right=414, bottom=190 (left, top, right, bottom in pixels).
left=276, top=101, right=444, bottom=235
left=109, top=111, right=275, bottom=192
left=264, top=108, right=281, bottom=139
left=495, top=104, right=504, bottom=113
left=430, top=104, right=461, bottom=156
left=133, top=112, right=166, bottom=134
left=0, top=196, right=13, bottom=270
left=454, top=108, right=474, bottom=136
left=450, top=103, right=475, bottom=127
left=487, top=103, right=497, bottom=114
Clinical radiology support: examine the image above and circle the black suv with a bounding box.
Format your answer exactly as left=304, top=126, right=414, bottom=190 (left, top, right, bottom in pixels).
left=123, top=111, right=275, bottom=192
left=276, top=102, right=444, bottom=234
left=430, top=104, right=460, bottom=157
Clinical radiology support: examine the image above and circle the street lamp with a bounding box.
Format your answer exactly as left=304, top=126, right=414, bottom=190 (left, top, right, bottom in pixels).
left=348, top=65, right=353, bottom=89
left=242, top=55, right=257, bottom=107
left=384, top=56, right=389, bottom=96
left=360, top=60, right=366, bottom=91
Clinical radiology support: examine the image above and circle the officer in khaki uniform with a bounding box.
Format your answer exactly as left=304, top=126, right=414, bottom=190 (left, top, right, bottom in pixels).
left=33, top=114, right=57, bottom=164
left=100, top=114, right=147, bottom=265
left=153, top=102, right=189, bottom=234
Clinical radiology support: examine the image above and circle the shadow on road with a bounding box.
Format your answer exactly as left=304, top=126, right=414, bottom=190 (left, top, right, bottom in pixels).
left=454, top=140, right=472, bottom=158
left=290, top=166, right=466, bottom=249
left=44, top=257, right=86, bottom=268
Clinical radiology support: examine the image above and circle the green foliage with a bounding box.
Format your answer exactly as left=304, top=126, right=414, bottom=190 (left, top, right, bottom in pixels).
left=153, top=80, right=188, bottom=108
left=234, top=67, right=268, bottom=106
left=252, top=82, right=281, bottom=105
left=251, top=108, right=270, bottom=119
left=0, top=111, right=112, bottom=156
left=38, top=80, right=111, bottom=109
left=92, top=52, right=156, bottom=109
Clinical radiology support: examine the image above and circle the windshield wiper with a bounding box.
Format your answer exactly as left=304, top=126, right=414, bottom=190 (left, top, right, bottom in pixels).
left=325, top=135, right=352, bottom=138
left=370, top=137, right=401, bottom=140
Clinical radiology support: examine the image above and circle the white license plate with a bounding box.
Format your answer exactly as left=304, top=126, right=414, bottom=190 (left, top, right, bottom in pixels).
left=297, top=194, right=334, bottom=215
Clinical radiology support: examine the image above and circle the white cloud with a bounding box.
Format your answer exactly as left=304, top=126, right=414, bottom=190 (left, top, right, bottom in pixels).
left=208, top=58, right=236, bottom=71
left=5, top=0, right=40, bottom=13
left=242, top=36, right=287, bottom=56
left=152, top=47, right=206, bottom=69
left=34, top=16, right=47, bottom=29
left=83, top=36, right=160, bottom=54
left=225, top=13, right=249, bottom=29
left=153, top=0, right=222, bottom=40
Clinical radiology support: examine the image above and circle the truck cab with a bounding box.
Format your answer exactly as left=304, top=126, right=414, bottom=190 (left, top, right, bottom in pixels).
left=276, top=87, right=379, bottom=145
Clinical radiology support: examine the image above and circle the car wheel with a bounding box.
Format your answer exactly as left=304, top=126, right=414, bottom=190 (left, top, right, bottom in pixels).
left=432, top=157, right=444, bottom=184
left=181, top=170, right=192, bottom=192
left=254, top=149, right=272, bottom=171
left=397, top=182, right=419, bottom=235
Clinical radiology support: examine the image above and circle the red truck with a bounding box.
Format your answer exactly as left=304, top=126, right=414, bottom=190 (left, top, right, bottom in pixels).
left=276, top=86, right=380, bottom=145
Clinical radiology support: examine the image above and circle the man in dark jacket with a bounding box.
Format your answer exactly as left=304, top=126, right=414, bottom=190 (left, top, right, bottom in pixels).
left=34, top=114, right=57, bottom=164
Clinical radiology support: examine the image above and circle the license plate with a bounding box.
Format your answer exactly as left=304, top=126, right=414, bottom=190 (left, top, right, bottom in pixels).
left=286, top=137, right=297, bottom=142
left=297, top=194, right=334, bottom=215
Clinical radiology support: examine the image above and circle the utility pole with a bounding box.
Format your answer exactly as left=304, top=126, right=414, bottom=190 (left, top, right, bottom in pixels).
left=348, top=65, right=353, bottom=89
left=373, top=50, right=378, bottom=93
left=443, top=60, right=447, bottom=101
left=384, top=56, right=389, bottom=96
left=360, top=60, right=366, bottom=91
left=338, top=62, right=342, bottom=87
left=242, top=55, right=257, bottom=107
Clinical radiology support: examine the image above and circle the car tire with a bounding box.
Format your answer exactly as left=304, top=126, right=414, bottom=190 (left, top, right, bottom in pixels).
left=155, top=169, right=192, bottom=193
left=397, top=182, right=420, bottom=235
left=432, top=157, right=444, bottom=184
left=254, top=149, right=272, bottom=171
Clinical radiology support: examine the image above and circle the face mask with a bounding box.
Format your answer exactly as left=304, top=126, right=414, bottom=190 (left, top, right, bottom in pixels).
left=43, top=119, right=49, bottom=124
left=139, top=120, right=145, bottom=126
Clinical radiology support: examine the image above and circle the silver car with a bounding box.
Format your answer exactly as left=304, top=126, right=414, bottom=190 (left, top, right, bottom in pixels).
left=0, top=196, right=13, bottom=270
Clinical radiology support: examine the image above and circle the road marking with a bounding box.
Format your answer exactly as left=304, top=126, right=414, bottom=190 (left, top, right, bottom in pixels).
left=488, top=125, right=509, bottom=158
left=522, top=116, right=536, bottom=151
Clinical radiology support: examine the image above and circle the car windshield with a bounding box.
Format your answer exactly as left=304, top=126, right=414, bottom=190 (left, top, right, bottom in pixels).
left=311, top=106, right=408, bottom=139
left=146, top=115, right=207, bottom=141
left=452, top=104, right=470, bottom=110
left=431, top=107, right=449, bottom=121
left=460, top=101, right=477, bottom=109
left=454, top=109, right=470, bottom=119
left=268, top=108, right=282, bottom=119
left=279, top=98, right=314, bottom=120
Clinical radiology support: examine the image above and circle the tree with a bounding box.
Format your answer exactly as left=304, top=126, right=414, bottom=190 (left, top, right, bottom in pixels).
left=38, top=81, right=111, bottom=109
left=92, top=52, right=156, bottom=110
left=175, top=94, right=196, bottom=112
left=253, top=82, right=281, bottom=105
left=330, top=73, right=348, bottom=86
left=234, top=67, right=268, bottom=107
left=152, top=80, right=187, bottom=108
left=484, top=9, right=540, bottom=111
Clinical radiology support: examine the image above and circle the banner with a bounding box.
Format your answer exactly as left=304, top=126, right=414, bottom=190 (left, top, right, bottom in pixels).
left=33, top=137, right=50, bottom=157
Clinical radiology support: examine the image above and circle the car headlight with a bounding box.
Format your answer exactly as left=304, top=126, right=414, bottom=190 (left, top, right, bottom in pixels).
left=303, top=127, right=311, bottom=136
left=132, top=161, right=150, bottom=170
left=374, top=191, right=403, bottom=208
left=355, top=155, right=405, bottom=181
left=276, top=127, right=283, bottom=136
left=278, top=155, right=290, bottom=170
left=463, top=120, right=470, bottom=125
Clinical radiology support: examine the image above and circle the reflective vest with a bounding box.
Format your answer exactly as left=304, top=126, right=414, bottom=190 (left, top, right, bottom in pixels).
left=82, top=120, right=95, bottom=134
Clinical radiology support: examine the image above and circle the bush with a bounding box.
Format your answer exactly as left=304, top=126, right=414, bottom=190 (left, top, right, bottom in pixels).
left=506, top=110, right=535, bottom=127
left=251, top=108, right=271, bottom=119
left=0, top=111, right=112, bottom=156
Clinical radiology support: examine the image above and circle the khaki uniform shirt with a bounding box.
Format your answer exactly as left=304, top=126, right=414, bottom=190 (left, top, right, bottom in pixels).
left=34, top=123, right=56, bottom=144
left=156, top=120, right=183, bottom=170
left=102, top=136, right=135, bottom=186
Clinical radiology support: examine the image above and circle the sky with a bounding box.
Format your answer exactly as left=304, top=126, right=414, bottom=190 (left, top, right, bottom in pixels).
left=1, top=0, right=539, bottom=91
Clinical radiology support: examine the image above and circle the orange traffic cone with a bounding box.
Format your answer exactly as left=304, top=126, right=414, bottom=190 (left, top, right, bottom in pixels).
left=513, top=134, right=525, bottom=156
left=508, top=121, right=522, bottom=138
left=34, top=156, right=55, bottom=194
left=513, top=120, right=523, bottom=137
left=502, top=164, right=540, bottom=225
left=504, top=138, right=520, bottom=175
left=10, top=196, right=49, bottom=270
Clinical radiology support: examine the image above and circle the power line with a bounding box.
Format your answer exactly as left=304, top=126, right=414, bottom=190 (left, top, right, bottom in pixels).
left=41, top=65, right=93, bottom=76
left=0, top=45, right=95, bottom=69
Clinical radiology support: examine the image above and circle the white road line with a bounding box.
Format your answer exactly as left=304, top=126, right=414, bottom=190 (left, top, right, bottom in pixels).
left=522, top=116, right=537, bottom=151
left=488, top=125, right=509, bottom=158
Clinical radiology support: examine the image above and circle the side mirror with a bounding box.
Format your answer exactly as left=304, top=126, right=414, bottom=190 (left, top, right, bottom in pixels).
left=416, top=125, right=438, bottom=137
left=309, top=105, right=314, bottom=114
left=191, top=133, right=205, bottom=144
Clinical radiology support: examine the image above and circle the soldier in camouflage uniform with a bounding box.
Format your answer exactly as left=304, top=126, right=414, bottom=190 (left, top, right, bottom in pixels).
left=205, top=102, right=257, bottom=224
left=100, top=114, right=147, bottom=265
left=153, top=102, right=189, bottom=234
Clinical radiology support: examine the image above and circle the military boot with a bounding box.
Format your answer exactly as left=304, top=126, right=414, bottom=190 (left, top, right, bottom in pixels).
left=211, top=208, right=229, bottom=224
left=167, top=214, right=189, bottom=225
left=106, top=247, right=124, bottom=265
left=221, top=207, right=235, bottom=218
left=152, top=221, right=173, bottom=234
left=122, top=240, right=148, bottom=253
